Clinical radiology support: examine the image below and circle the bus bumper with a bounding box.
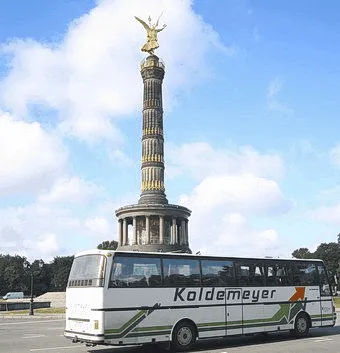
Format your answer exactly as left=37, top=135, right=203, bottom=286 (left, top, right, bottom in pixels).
left=64, top=330, right=104, bottom=345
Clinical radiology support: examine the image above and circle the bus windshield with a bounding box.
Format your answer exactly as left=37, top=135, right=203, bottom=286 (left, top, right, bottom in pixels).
left=68, top=254, right=106, bottom=287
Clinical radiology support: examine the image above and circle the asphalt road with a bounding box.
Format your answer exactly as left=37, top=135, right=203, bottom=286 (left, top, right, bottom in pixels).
left=0, top=315, right=339, bottom=353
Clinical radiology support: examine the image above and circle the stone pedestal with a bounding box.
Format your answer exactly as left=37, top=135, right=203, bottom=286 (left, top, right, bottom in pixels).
left=116, top=204, right=191, bottom=253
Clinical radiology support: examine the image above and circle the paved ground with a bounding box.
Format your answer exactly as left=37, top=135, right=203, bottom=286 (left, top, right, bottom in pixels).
left=0, top=314, right=339, bottom=353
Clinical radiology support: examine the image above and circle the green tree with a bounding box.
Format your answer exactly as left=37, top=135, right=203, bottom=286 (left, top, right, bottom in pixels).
left=97, top=240, right=118, bottom=250
left=31, top=260, right=50, bottom=296
left=49, top=256, right=74, bottom=291
left=314, top=242, right=340, bottom=280
left=0, top=255, right=28, bottom=295
left=292, top=247, right=313, bottom=259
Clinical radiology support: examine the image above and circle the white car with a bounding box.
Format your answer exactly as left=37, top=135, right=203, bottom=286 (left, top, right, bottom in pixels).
left=2, top=292, right=24, bottom=300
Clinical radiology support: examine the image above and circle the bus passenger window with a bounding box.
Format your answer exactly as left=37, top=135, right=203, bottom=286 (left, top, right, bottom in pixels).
left=266, top=266, right=277, bottom=286
left=163, top=258, right=201, bottom=287
left=109, top=255, right=162, bottom=288
left=252, top=264, right=265, bottom=286
left=235, top=262, right=265, bottom=287
left=236, top=264, right=250, bottom=286
left=318, top=264, right=332, bottom=296
left=294, top=262, right=318, bottom=286
left=201, top=260, right=235, bottom=287
left=266, top=263, right=293, bottom=286
left=276, top=266, right=290, bottom=286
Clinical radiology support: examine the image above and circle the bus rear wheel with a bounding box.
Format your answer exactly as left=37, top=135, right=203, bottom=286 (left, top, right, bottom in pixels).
left=172, top=321, right=197, bottom=351
left=293, top=312, right=310, bottom=338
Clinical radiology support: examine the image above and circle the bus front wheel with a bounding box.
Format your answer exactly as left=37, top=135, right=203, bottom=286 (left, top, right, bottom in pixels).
left=172, top=320, right=197, bottom=351
left=293, top=312, right=310, bottom=338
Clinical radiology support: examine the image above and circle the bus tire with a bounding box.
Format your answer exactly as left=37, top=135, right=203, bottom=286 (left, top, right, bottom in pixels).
left=172, top=320, right=197, bottom=351
left=293, top=312, right=310, bottom=338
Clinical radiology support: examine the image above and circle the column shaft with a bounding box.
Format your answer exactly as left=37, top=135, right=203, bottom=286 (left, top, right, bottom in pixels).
left=181, top=219, right=186, bottom=245
left=159, top=216, right=164, bottom=244
left=118, top=220, right=123, bottom=246
left=185, top=220, right=189, bottom=245
left=172, top=218, right=176, bottom=244
left=122, top=219, right=127, bottom=245
left=133, top=217, right=137, bottom=245
left=146, top=216, right=150, bottom=244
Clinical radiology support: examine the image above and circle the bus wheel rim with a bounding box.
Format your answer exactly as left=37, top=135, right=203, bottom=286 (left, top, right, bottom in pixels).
left=297, top=317, right=307, bottom=332
left=177, top=327, right=192, bottom=346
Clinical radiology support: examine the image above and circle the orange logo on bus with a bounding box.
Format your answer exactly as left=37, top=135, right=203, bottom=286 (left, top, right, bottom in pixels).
left=289, top=287, right=305, bottom=302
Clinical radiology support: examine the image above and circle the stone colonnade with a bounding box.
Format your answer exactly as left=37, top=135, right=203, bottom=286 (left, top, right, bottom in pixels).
left=118, top=215, right=189, bottom=246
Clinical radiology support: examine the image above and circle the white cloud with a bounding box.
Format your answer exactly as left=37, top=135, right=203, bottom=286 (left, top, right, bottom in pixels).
left=0, top=226, right=25, bottom=252
left=167, top=142, right=284, bottom=181
left=38, top=176, right=102, bottom=204
left=312, top=203, right=340, bottom=225
left=85, top=216, right=111, bottom=237
left=0, top=200, right=115, bottom=260
left=180, top=173, right=290, bottom=217
left=0, top=174, right=113, bottom=260
left=267, top=77, right=282, bottom=100
left=36, top=233, right=60, bottom=258
left=267, top=77, right=292, bottom=115
left=169, top=142, right=291, bottom=256
left=0, top=0, right=232, bottom=142
left=330, top=144, right=340, bottom=167
left=0, top=111, right=67, bottom=195
left=192, top=211, right=281, bottom=258
left=109, top=149, right=134, bottom=167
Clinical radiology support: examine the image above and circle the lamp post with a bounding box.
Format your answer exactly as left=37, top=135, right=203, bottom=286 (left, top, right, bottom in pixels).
left=23, top=260, right=43, bottom=316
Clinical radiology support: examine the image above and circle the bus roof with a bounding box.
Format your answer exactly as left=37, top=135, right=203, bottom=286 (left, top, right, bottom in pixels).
left=73, top=249, right=324, bottom=263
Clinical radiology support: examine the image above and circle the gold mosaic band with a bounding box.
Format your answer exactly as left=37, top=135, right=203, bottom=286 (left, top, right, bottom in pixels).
left=141, top=180, right=165, bottom=191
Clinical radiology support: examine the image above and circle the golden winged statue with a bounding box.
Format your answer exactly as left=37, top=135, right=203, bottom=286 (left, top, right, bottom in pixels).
left=135, top=15, right=167, bottom=55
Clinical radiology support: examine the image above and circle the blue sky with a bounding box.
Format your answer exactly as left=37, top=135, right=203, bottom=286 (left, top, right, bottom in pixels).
left=0, top=0, right=339, bottom=261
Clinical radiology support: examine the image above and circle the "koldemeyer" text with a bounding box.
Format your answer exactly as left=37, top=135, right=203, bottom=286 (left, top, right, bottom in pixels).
left=173, top=288, right=277, bottom=303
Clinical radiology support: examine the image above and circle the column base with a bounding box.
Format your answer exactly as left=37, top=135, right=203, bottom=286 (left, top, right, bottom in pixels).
left=117, top=243, right=191, bottom=254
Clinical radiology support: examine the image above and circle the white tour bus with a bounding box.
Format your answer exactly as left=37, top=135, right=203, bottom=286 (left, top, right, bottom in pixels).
left=64, top=250, right=336, bottom=351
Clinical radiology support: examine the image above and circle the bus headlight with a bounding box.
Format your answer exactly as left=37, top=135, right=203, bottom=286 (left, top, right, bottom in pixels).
left=94, top=320, right=99, bottom=330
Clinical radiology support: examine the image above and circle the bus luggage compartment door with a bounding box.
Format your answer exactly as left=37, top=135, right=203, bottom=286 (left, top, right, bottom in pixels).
left=225, top=288, right=243, bottom=336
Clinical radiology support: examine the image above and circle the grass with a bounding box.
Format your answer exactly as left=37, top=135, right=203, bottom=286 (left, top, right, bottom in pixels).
left=1, top=307, right=65, bottom=315
left=334, top=297, right=340, bottom=308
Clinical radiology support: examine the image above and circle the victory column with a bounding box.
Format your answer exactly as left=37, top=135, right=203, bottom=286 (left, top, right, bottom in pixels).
left=115, top=16, right=192, bottom=252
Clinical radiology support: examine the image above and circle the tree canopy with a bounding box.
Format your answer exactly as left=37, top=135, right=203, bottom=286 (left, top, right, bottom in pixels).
left=291, top=247, right=313, bottom=259
left=0, top=254, right=74, bottom=296
left=97, top=240, right=118, bottom=250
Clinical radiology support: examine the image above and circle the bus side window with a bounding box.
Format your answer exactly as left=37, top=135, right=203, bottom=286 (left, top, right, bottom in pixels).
left=266, top=265, right=277, bottom=286
left=317, top=264, right=332, bottom=296
left=275, top=265, right=292, bottom=286
left=109, top=256, right=162, bottom=288
left=236, top=264, right=250, bottom=286
left=201, top=260, right=235, bottom=287
left=163, top=258, right=201, bottom=287
left=252, top=263, right=265, bottom=286
left=293, top=262, right=318, bottom=286
left=236, top=262, right=265, bottom=287
left=265, top=263, right=293, bottom=286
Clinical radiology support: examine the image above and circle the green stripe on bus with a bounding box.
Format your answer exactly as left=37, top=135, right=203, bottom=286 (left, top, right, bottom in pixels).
left=311, top=314, right=333, bottom=320
left=104, top=309, right=147, bottom=334
left=126, top=330, right=172, bottom=338
left=132, top=325, right=172, bottom=332
left=198, top=321, right=225, bottom=328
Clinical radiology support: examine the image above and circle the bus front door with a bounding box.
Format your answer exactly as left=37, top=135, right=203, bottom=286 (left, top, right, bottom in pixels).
left=225, top=288, right=243, bottom=336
